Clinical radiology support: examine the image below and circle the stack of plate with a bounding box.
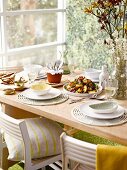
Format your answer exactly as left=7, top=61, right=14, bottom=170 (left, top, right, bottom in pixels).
left=80, top=101, right=124, bottom=120
left=36, top=70, right=47, bottom=80
left=21, top=88, right=61, bottom=101
left=84, top=68, right=101, bottom=82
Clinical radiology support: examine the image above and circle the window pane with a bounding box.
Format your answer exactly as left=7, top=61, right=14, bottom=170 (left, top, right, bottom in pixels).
left=0, top=1, right=2, bottom=12
left=7, top=0, right=58, bottom=11
left=0, top=56, right=3, bottom=67
left=7, top=46, right=58, bottom=66
left=7, top=14, right=57, bottom=49
left=0, top=18, right=2, bottom=51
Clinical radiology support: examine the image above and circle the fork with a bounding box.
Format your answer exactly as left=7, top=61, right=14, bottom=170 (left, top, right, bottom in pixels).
left=69, top=94, right=105, bottom=104
left=69, top=94, right=97, bottom=104
left=69, top=97, right=86, bottom=104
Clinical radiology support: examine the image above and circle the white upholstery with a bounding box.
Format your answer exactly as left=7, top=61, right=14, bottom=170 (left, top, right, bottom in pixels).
left=0, top=111, right=62, bottom=170
left=4, top=117, right=63, bottom=161
left=60, top=132, right=97, bottom=170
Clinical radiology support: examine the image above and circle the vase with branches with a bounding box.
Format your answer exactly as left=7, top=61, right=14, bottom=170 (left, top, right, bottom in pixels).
left=84, top=0, right=127, bottom=99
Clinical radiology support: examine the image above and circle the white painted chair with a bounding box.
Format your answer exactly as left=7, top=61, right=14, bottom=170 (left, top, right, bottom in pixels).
left=0, top=111, right=62, bottom=170
left=60, top=132, right=96, bottom=170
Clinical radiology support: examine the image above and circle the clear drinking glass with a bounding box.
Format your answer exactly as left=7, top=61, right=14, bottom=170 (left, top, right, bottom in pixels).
left=68, top=59, right=80, bottom=80
left=28, top=72, right=38, bottom=84
left=105, top=79, right=118, bottom=99
left=24, top=65, right=42, bottom=84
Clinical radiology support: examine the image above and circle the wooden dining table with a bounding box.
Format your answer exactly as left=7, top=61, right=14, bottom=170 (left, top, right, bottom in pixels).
left=0, top=74, right=127, bottom=169
left=0, top=82, right=127, bottom=146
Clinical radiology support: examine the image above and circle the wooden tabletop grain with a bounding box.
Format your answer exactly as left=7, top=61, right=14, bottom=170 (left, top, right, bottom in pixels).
left=0, top=75, right=127, bottom=145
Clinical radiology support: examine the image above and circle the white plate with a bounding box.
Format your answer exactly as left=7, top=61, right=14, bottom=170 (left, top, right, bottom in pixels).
left=78, top=73, right=99, bottom=82
left=63, top=84, right=102, bottom=97
left=22, top=88, right=61, bottom=100
left=84, top=76, right=99, bottom=82
left=84, top=68, right=101, bottom=80
left=89, top=78, right=99, bottom=83
left=36, top=73, right=47, bottom=80
left=80, top=102, right=124, bottom=119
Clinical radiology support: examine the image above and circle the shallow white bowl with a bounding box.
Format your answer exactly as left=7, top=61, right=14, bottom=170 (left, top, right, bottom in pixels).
left=30, top=83, right=51, bottom=96
left=84, top=68, right=101, bottom=79
left=63, top=83, right=102, bottom=97
left=89, top=101, right=118, bottom=114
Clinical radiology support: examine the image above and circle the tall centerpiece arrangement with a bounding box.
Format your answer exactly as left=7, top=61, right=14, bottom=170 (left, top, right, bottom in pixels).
left=84, top=0, right=127, bottom=99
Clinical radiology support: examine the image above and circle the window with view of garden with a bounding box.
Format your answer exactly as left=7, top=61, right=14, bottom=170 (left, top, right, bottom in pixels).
left=0, top=0, right=113, bottom=70
left=0, top=0, right=65, bottom=67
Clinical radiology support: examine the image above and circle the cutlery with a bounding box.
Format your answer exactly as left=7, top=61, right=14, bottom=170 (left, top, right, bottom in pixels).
left=69, top=94, right=106, bottom=104
left=54, top=59, right=63, bottom=71
left=47, top=63, right=53, bottom=70
left=69, top=97, right=86, bottom=104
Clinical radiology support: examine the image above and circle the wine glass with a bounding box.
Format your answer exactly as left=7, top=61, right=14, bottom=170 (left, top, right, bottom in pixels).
left=23, top=64, right=42, bottom=84
left=27, top=67, right=39, bottom=84
left=28, top=72, right=38, bottom=84
left=68, top=59, right=80, bottom=80
left=105, top=79, right=118, bottom=100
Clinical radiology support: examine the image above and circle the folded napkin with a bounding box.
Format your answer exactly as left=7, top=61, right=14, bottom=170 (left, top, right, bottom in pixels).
left=96, top=144, right=127, bottom=170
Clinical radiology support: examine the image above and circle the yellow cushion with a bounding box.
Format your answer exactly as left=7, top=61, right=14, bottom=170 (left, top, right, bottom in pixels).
left=4, top=117, right=63, bottom=161
left=96, top=144, right=127, bottom=170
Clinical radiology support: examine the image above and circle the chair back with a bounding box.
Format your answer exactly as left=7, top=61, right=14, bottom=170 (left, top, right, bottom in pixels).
left=0, top=111, right=32, bottom=167
left=0, top=111, right=62, bottom=170
left=60, top=132, right=97, bottom=170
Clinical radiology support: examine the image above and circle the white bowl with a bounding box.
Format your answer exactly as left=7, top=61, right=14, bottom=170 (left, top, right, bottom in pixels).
left=23, top=64, right=43, bottom=75
left=30, top=82, right=51, bottom=96
left=84, top=68, right=101, bottom=79
left=89, top=101, right=118, bottom=114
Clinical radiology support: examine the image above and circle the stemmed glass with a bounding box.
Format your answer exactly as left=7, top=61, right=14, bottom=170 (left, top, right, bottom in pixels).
left=28, top=72, right=38, bottom=84
left=68, top=59, right=80, bottom=80
left=105, top=79, right=118, bottom=100
left=26, top=68, right=39, bottom=84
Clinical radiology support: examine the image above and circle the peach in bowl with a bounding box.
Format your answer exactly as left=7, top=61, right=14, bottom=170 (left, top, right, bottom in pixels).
left=30, top=82, right=51, bottom=96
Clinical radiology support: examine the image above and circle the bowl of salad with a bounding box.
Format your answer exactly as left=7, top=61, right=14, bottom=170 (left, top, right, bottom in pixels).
left=63, top=76, right=102, bottom=97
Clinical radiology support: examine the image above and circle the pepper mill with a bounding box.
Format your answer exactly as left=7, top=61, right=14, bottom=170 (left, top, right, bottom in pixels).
left=99, top=65, right=109, bottom=89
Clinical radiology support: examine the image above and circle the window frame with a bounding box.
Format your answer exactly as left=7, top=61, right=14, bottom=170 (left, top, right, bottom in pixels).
left=0, top=0, right=66, bottom=67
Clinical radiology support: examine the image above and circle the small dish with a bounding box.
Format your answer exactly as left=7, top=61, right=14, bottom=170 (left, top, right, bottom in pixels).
left=31, top=82, right=51, bottom=96
left=80, top=102, right=124, bottom=119
left=89, top=101, right=118, bottom=114
left=47, top=80, right=68, bottom=87
left=22, top=88, right=61, bottom=100
left=84, top=68, right=101, bottom=79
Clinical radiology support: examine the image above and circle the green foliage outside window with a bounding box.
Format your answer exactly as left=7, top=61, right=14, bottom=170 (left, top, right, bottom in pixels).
left=65, top=0, right=113, bottom=70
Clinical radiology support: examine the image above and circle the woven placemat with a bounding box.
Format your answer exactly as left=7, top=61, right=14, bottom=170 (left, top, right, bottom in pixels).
left=72, top=106, right=127, bottom=127
left=18, top=93, right=68, bottom=106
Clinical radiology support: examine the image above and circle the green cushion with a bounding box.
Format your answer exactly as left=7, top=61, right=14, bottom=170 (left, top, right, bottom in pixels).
left=73, top=131, right=121, bottom=146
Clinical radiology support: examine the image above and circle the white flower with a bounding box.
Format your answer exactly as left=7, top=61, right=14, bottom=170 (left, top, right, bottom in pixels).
left=96, top=38, right=103, bottom=44
left=106, top=38, right=112, bottom=44
left=112, top=31, right=119, bottom=38
left=108, top=49, right=115, bottom=54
